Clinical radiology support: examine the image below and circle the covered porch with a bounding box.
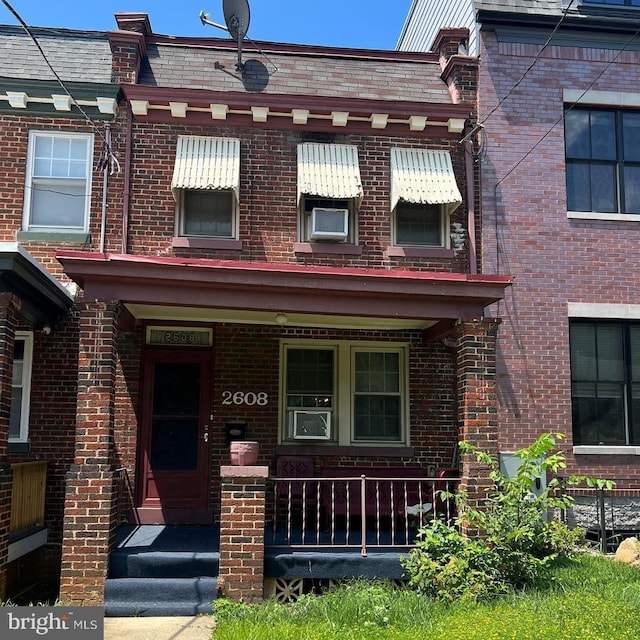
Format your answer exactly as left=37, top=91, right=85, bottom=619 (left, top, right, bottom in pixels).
left=55, top=250, right=510, bottom=605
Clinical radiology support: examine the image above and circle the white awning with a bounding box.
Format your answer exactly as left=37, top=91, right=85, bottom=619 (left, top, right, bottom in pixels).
left=390, top=148, right=462, bottom=214
left=171, top=136, right=240, bottom=202
left=297, top=143, right=363, bottom=205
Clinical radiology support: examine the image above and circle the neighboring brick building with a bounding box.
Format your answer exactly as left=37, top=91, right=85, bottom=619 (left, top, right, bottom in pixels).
left=399, top=0, right=640, bottom=523
left=0, top=12, right=511, bottom=607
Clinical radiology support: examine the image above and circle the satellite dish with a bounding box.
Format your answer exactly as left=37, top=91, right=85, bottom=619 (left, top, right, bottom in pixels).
left=223, top=0, right=250, bottom=42
left=200, top=0, right=251, bottom=73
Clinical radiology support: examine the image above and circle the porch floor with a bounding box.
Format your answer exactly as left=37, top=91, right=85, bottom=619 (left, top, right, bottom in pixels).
left=105, top=524, right=411, bottom=614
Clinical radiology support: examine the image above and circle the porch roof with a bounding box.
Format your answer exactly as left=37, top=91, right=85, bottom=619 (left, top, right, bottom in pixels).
left=56, top=251, right=512, bottom=329
left=0, top=243, right=74, bottom=329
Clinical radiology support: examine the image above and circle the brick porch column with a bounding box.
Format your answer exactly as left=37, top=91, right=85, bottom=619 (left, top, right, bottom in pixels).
left=218, top=465, right=269, bottom=603
left=59, top=301, right=121, bottom=605
left=0, top=293, right=19, bottom=601
left=454, top=319, right=500, bottom=537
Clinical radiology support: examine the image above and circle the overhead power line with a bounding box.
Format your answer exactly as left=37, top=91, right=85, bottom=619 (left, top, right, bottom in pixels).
left=1, top=0, right=119, bottom=171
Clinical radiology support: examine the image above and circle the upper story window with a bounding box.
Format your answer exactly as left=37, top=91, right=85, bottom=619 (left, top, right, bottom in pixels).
left=171, top=136, right=240, bottom=239
left=565, top=108, right=640, bottom=214
left=281, top=341, right=408, bottom=447
left=570, top=320, right=640, bottom=446
left=390, top=148, right=462, bottom=247
left=23, top=131, right=93, bottom=232
left=10, top=332, right=33, bottom=443
left=297, top=143, right=363, bottom=244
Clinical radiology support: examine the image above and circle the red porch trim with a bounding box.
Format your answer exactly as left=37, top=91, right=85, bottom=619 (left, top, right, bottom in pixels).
left=56, top=251, right=512, bottom=322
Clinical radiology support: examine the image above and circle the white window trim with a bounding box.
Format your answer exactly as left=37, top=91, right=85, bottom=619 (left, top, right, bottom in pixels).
left=23, top=131, right=93, bottom=233
left=568, top=302, right=640, bottom=319
left=391, top=202, right=450, bottom=249
left=174, top=189, right=239, bottom=240
left=10, top=331, right=33, bottom=443
left=563, top=89, right=640, bottom=108
left=279, top=340, right=410, bottom=447
left=567, top=211, right=640, bottom=221
left=573, top=445, right=640, bottom=455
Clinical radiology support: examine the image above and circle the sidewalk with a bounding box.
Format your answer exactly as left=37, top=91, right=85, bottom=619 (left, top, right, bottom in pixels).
left=104, top=616, right=215, bottom=640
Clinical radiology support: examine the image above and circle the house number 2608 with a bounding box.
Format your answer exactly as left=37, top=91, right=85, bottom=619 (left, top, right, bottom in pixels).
left=221, top=391, right=269, bottom=406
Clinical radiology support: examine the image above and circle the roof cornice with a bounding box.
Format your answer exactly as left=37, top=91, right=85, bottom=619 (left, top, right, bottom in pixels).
left=121, top=85, right=471, bottom=137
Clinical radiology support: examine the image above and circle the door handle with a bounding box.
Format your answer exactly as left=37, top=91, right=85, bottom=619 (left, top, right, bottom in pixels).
left=203, top=425, right=209, bottom=443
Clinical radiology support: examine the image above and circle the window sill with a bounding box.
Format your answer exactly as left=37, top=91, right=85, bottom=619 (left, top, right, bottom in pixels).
left=294, top=242, right=363, bottom=256
left=172, top=237, right=243, bottom=250
left=387, top=246, right=453, bottom=258
left=8, top=441, right=30, bottom=454
left=573, top=445, right=640, bottom=456
left=276, top=444, right=414, bottom=457
left=17, top=231, right=91, bottom=244
left=568, top=211, right=640, bottom=222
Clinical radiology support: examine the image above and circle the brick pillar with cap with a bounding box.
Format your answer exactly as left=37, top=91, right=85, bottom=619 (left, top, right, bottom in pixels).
left=454, top=318, right=500, bottom=537
left=218, top=464, right=269, bottom=603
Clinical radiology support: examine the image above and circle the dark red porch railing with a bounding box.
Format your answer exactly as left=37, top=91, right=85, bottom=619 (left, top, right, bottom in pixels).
left=267, top=473, right=459, bottom=557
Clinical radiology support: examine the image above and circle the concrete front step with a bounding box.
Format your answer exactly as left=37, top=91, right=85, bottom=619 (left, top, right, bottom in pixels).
left=103, top=577, right=217, bottom=617
left=109, top=549, right=220, bottom=578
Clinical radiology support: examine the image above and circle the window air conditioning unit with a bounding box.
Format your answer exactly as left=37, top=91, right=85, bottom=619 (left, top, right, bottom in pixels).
left=310, top=208, right=349, bottom=241
left=292, top=410, right=331, bottom=440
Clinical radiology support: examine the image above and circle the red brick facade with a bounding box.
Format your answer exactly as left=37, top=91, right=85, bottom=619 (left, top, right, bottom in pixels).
left=0, top=13, right=511, bottom=604
left=478, top=31, right=640, bottom=481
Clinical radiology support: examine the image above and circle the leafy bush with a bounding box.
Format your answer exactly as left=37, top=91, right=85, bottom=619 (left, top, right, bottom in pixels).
left=402, top=433, right=597, bottom=600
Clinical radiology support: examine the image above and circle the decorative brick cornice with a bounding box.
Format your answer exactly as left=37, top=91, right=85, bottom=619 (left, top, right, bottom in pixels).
left=122, top=85, right=472, bottom=136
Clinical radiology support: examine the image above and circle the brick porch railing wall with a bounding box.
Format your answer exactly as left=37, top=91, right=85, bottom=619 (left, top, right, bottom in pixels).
left=59, top=301, right=121, bottom=605
left=218, top=465, right=269, bottom=603
left=0, top=293, right=18, bottom=600
left=455, top=319, right=500, bottom=537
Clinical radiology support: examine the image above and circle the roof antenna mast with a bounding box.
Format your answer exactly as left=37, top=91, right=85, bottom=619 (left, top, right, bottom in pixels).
left=200, top=0, right=251, bottom=72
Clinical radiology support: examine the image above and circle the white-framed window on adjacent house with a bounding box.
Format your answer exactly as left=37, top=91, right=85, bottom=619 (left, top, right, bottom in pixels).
left=172, top=136, right=240, bottom=240
left=565, top=107, right=640, bottom=215
left=23, top=131, right=93, bottom=232
left=280, top=341, right=409, bottom=446
left=9, top=332, right=33, bottom=443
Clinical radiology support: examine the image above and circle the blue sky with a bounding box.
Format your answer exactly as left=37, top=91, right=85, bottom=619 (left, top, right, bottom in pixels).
left=1, top=0, right=414, bottom=50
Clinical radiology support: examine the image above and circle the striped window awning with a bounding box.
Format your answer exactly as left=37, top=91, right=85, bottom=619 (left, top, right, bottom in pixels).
left=171, top=136, right=240, bottom=202
left=297, top=143, right=363, bottom=205
left=390, top=148, right=462, bottom=214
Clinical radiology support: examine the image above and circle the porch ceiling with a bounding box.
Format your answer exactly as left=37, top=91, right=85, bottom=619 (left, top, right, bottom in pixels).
left=56, top=251, right=512, bottom=327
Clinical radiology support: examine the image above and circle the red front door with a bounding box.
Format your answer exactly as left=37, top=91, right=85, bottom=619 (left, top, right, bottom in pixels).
left=137, top=350, right=212, bottom=524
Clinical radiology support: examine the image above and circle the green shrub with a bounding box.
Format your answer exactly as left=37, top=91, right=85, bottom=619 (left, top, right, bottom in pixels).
left=402, top=433, right=599, bottom=601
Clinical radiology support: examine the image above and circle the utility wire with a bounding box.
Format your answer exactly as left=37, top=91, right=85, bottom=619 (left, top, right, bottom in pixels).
left=1, top=0, right=120, bottom=171
left=479, top=0, right=576, bottom=129
left=496, top=23, right=640, bottom=188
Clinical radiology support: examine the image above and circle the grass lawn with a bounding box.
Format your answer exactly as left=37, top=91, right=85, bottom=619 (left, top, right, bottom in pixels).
left=213, top=554, right=640, bottom=640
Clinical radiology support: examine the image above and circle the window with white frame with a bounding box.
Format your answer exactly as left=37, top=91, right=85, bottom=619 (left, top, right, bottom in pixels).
left=9, top=332, right=33, bottom=442
left=172, top=136, right=240, bottom=240
left=23, top=131, right=93, bottom=232
left=565, top=107, right=640, bottom=214
left=176, top=190, right=235, bottom=238
left=393, top=202, right=445, bottom=247
left=570, top=320, right=640, bottom=445
left=281, top=341, right=408, bottom=445
left=297, top=143, right=363, bottom=244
